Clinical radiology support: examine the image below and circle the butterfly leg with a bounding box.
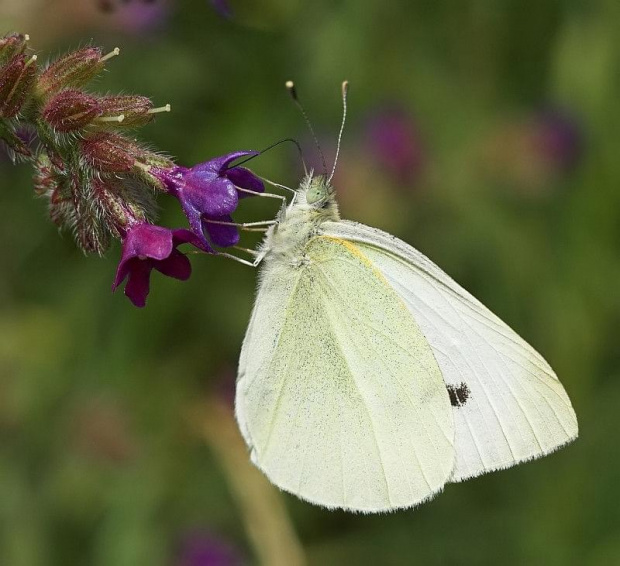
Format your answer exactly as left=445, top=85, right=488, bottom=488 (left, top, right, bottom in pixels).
left=216, top=252, right=257, bottom=267
left=236, top=187, right=289, bottom=207
left=207, top=236, right=268, bottom=268
left=216, top=250, right=265, bottom=267
left=260, top=177, right=298, bottom=208
left=231, top=245, right=268, bottom=267
left=203, top=218, right=276, bottom=233
left=233, top=245, right=260, bottom=257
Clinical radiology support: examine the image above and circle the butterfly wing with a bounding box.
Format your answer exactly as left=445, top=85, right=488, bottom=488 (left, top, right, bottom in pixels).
left=321, top=220, right=578, bottom=482
left=236, top=236, right=454, bottom=512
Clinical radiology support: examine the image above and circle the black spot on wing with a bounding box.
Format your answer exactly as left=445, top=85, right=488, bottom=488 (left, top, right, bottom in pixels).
left=447, top=382, right=470, bottom=407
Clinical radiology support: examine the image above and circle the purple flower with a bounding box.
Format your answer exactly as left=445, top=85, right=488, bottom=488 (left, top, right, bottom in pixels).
left=112, top=223, right=208, bottom=307
left=210, top=0, right=233, bottom=19
left=532, top=109, right=583, bottom=172
left=365, top=106, right=425, bottom=185
left=482, top=107, right=584, bottom=195
left=177, top=531, right=244, bottom=566
left=156, top=151, right=264, bottom=248
left=102, top=0, right=170, bottom=34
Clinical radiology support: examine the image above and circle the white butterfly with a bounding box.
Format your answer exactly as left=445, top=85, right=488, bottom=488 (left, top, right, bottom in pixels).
left=234, top=84, right=577, bottom=513
left=234, top=173, right=577, bottom=513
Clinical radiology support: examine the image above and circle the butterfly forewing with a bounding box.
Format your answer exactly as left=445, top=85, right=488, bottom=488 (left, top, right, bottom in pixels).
left=236, top=236, right=454, bottom=512
left=321, top=220, right=578, bottom=482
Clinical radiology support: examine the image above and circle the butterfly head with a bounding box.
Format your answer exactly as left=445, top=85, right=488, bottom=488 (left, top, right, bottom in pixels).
left=286, top=173, right=339, bottom=223
left=304, top=174, right=332, bottom=204
left=297, top=173, right=336, bottom=206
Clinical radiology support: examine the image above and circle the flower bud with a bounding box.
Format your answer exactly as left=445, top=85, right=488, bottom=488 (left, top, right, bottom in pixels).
left=92, top=177, right=147, bottom=236
left=81, top=133, right=141, bottom=172
left=98, top=95, right=154, bottom=128
left=46, top=171, right=76, bottom=228
left=143, top=153, right=174, bottom=169
left=33, top=152, right=58, bottom=195
left=73, top=178, right=111, bottom=255
left=80, top=132, right=173, bottom=176
left=42, top=89, right=102, bottom=132
left=46, top=148, right=65, bottom=171
left=0, top=54, right=37, bottom=118
left=0, top=33, right=29, bottom=62
left=37, top=47, right=105, bottom=98
left=134, top=166, right=168, bottom=192
left=49, top=187, right=76, bottom=228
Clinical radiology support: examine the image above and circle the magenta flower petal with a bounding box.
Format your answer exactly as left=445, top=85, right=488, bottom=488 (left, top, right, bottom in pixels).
left=226, top=166, right=265, bottom=198
left=112, top=224, right=173, bottom=291
left=156, top=151, right=262, bottom=248
left=171, top=228, right=212, bottom=252
left=112, top=259, right=132, bottom=292
left=121, top=223, right=174, bottom=262
left=112, top=223, right=209, bottom=307
left=123, top=259, right=152, bottom=308
left=153, top=249, right=192, bottom=280
left=172, top=176, right=238, bottom=247
left=181, top=174, right=239, bottom=216
left=193, top=150, right=258, bottom=175
left=203, top=214, right=240, bottom=248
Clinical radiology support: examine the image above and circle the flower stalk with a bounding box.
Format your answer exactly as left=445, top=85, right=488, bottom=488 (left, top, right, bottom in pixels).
left=0, top=32, right=265, bottom=306
left=191, top=396, right=307, bottom=566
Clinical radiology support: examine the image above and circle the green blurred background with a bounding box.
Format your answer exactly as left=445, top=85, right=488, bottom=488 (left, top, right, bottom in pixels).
left=1, top=0, right=619, bottom=564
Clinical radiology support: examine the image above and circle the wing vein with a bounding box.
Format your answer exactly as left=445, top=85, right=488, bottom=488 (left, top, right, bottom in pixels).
left=317, top=262, right=439, bottom=492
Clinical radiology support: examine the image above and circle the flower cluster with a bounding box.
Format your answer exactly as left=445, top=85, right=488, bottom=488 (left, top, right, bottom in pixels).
left=0, top=33, right=264, bottom=307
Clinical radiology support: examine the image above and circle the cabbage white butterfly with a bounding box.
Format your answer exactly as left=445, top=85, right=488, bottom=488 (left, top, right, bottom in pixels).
left=234, top=83, right=578, bottom=513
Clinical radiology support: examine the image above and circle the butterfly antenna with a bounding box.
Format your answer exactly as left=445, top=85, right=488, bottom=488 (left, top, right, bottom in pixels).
left=329, top=80, right=349, bottom=183
left=286, top=80, right=327, bottom=176
left=231, top=137, right=306, bottom=174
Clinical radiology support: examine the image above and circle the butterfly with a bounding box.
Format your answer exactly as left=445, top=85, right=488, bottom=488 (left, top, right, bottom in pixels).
left=233, top=83, right=578, bottom=513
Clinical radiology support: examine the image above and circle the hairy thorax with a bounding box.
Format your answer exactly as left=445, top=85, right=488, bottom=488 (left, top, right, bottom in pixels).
left=260, top=175, right=340, bottom=272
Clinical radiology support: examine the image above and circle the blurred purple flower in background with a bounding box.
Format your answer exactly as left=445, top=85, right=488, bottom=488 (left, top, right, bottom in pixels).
left=211, top=0, right=233, bottom=19
left=112, top=224, right=208, bottom=307
left=531, top=108, right=583, bottom=173
left=97, top=0, right=169, bottom=34
left=481, top=106, right=584, bottom=195
left=177, top=530, right=244, bottom=566
left=155, top=151, right=264, bottom=248
left=364, top=105, right=425, bottom=185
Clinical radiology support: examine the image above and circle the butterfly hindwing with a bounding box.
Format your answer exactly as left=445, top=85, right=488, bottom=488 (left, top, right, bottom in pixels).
left=321, top=220, right=578, bottom=482
left=236, top=235, right=454, bottom=512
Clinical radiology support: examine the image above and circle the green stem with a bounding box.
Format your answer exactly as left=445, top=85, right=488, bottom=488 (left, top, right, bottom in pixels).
left=193, top=397, right=307, bottom=566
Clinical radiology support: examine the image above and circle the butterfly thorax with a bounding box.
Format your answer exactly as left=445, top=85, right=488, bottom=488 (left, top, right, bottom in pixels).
left=259, top=174, right=340, bottom=270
